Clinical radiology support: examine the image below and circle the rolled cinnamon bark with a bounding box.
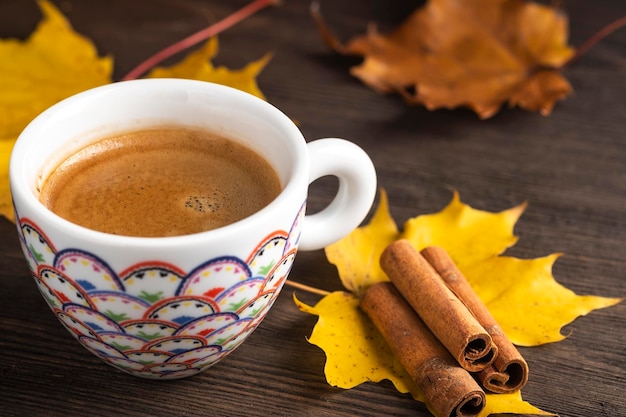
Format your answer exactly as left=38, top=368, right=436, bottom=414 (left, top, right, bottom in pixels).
left=361, top=282, right=485, bottom=417
left=421, top=246, right=529, bottom=393
left=380, top=240, right=497, bottom=372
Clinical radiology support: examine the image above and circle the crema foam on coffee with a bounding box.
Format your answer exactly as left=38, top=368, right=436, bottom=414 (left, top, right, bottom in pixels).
left=39, top=128, right=282, bottom=237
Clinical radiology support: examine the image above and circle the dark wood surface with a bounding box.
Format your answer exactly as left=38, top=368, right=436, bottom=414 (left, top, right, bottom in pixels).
left=1, top=1, right=625, bottom=416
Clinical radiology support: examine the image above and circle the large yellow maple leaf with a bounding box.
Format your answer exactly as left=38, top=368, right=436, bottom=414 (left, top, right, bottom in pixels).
left=295, top=190, right=622, bottom=416
left=0, top=0, right=269, bottom=222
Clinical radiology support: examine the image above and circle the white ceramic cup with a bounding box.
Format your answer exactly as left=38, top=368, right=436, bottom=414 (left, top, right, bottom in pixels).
left=10, top=79, right=376, bottom=379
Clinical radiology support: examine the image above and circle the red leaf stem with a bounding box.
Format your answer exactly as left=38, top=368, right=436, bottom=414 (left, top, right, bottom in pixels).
left=566, top=15, right=626, bottom=66
left=120, top=0, right=278, bottom=81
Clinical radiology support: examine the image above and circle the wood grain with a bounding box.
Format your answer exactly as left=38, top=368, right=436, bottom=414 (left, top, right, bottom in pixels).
left=1, top=1, right=624, bottom=416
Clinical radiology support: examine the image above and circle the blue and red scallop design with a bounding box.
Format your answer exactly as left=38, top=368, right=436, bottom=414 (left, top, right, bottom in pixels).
left=15, top=203, right=306, bottom=379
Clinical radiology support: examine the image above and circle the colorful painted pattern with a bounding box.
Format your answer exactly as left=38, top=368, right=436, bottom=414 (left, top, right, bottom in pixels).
left=15, top=203, right=305, bottom=379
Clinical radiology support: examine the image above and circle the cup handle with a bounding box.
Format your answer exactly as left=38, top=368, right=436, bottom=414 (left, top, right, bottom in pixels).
left=299, top=138, right=377, bottom=251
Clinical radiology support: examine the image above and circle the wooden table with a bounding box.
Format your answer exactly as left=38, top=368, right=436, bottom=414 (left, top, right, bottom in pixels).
left=1, top=1, right=624, bottom=416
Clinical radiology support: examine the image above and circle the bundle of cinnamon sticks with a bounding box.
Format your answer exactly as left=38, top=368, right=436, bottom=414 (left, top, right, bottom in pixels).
left=360, top=240, right=529, bottom=417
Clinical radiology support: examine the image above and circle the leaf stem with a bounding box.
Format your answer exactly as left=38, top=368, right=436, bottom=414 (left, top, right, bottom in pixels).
left=566, top=15, right=626, bottom=66
left=284, top=279, right=331, bottom=296
left=120, top=0, right=278, bottom=81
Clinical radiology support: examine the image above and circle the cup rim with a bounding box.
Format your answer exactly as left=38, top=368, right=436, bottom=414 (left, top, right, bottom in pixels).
left=10, top=79, right=309, bottom=248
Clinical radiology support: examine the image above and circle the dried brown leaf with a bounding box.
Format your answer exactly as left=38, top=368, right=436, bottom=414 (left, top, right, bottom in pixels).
left=314, top=0, right=575, bottom=118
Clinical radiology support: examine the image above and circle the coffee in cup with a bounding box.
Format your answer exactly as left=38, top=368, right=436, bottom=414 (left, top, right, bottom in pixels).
left=39, top=127, right=282, bottom=237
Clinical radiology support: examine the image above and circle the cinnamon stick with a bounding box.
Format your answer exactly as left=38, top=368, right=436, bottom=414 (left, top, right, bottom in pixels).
left=361, top=282, right=485, bottom=417
left=380, top=240, right=497, bottom=372
left=421, top=246, right=529, bottom=393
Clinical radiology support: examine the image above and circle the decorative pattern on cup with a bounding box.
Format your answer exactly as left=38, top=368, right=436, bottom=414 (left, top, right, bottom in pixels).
left=15, top=203, right=306, bottom=379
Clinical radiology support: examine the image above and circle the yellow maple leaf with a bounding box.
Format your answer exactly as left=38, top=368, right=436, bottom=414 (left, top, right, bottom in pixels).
left=296, top=190, right=621, bottom=416
left=146, top=36, right=271, bottom=101
left=0, top=0, right=113, bottom=143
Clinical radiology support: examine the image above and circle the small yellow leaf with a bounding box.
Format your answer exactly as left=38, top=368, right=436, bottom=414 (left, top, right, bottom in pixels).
left=325, top=190, right=399, bottom=296
left=479, top=391, right=556, bottom=417
left=463, top=254, right=623, bottom=346
left=293, top=291, right=423, bottom=401
left=146, top=37, right=271, bottom=100
left=402, top=191, right=526, bottom=269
